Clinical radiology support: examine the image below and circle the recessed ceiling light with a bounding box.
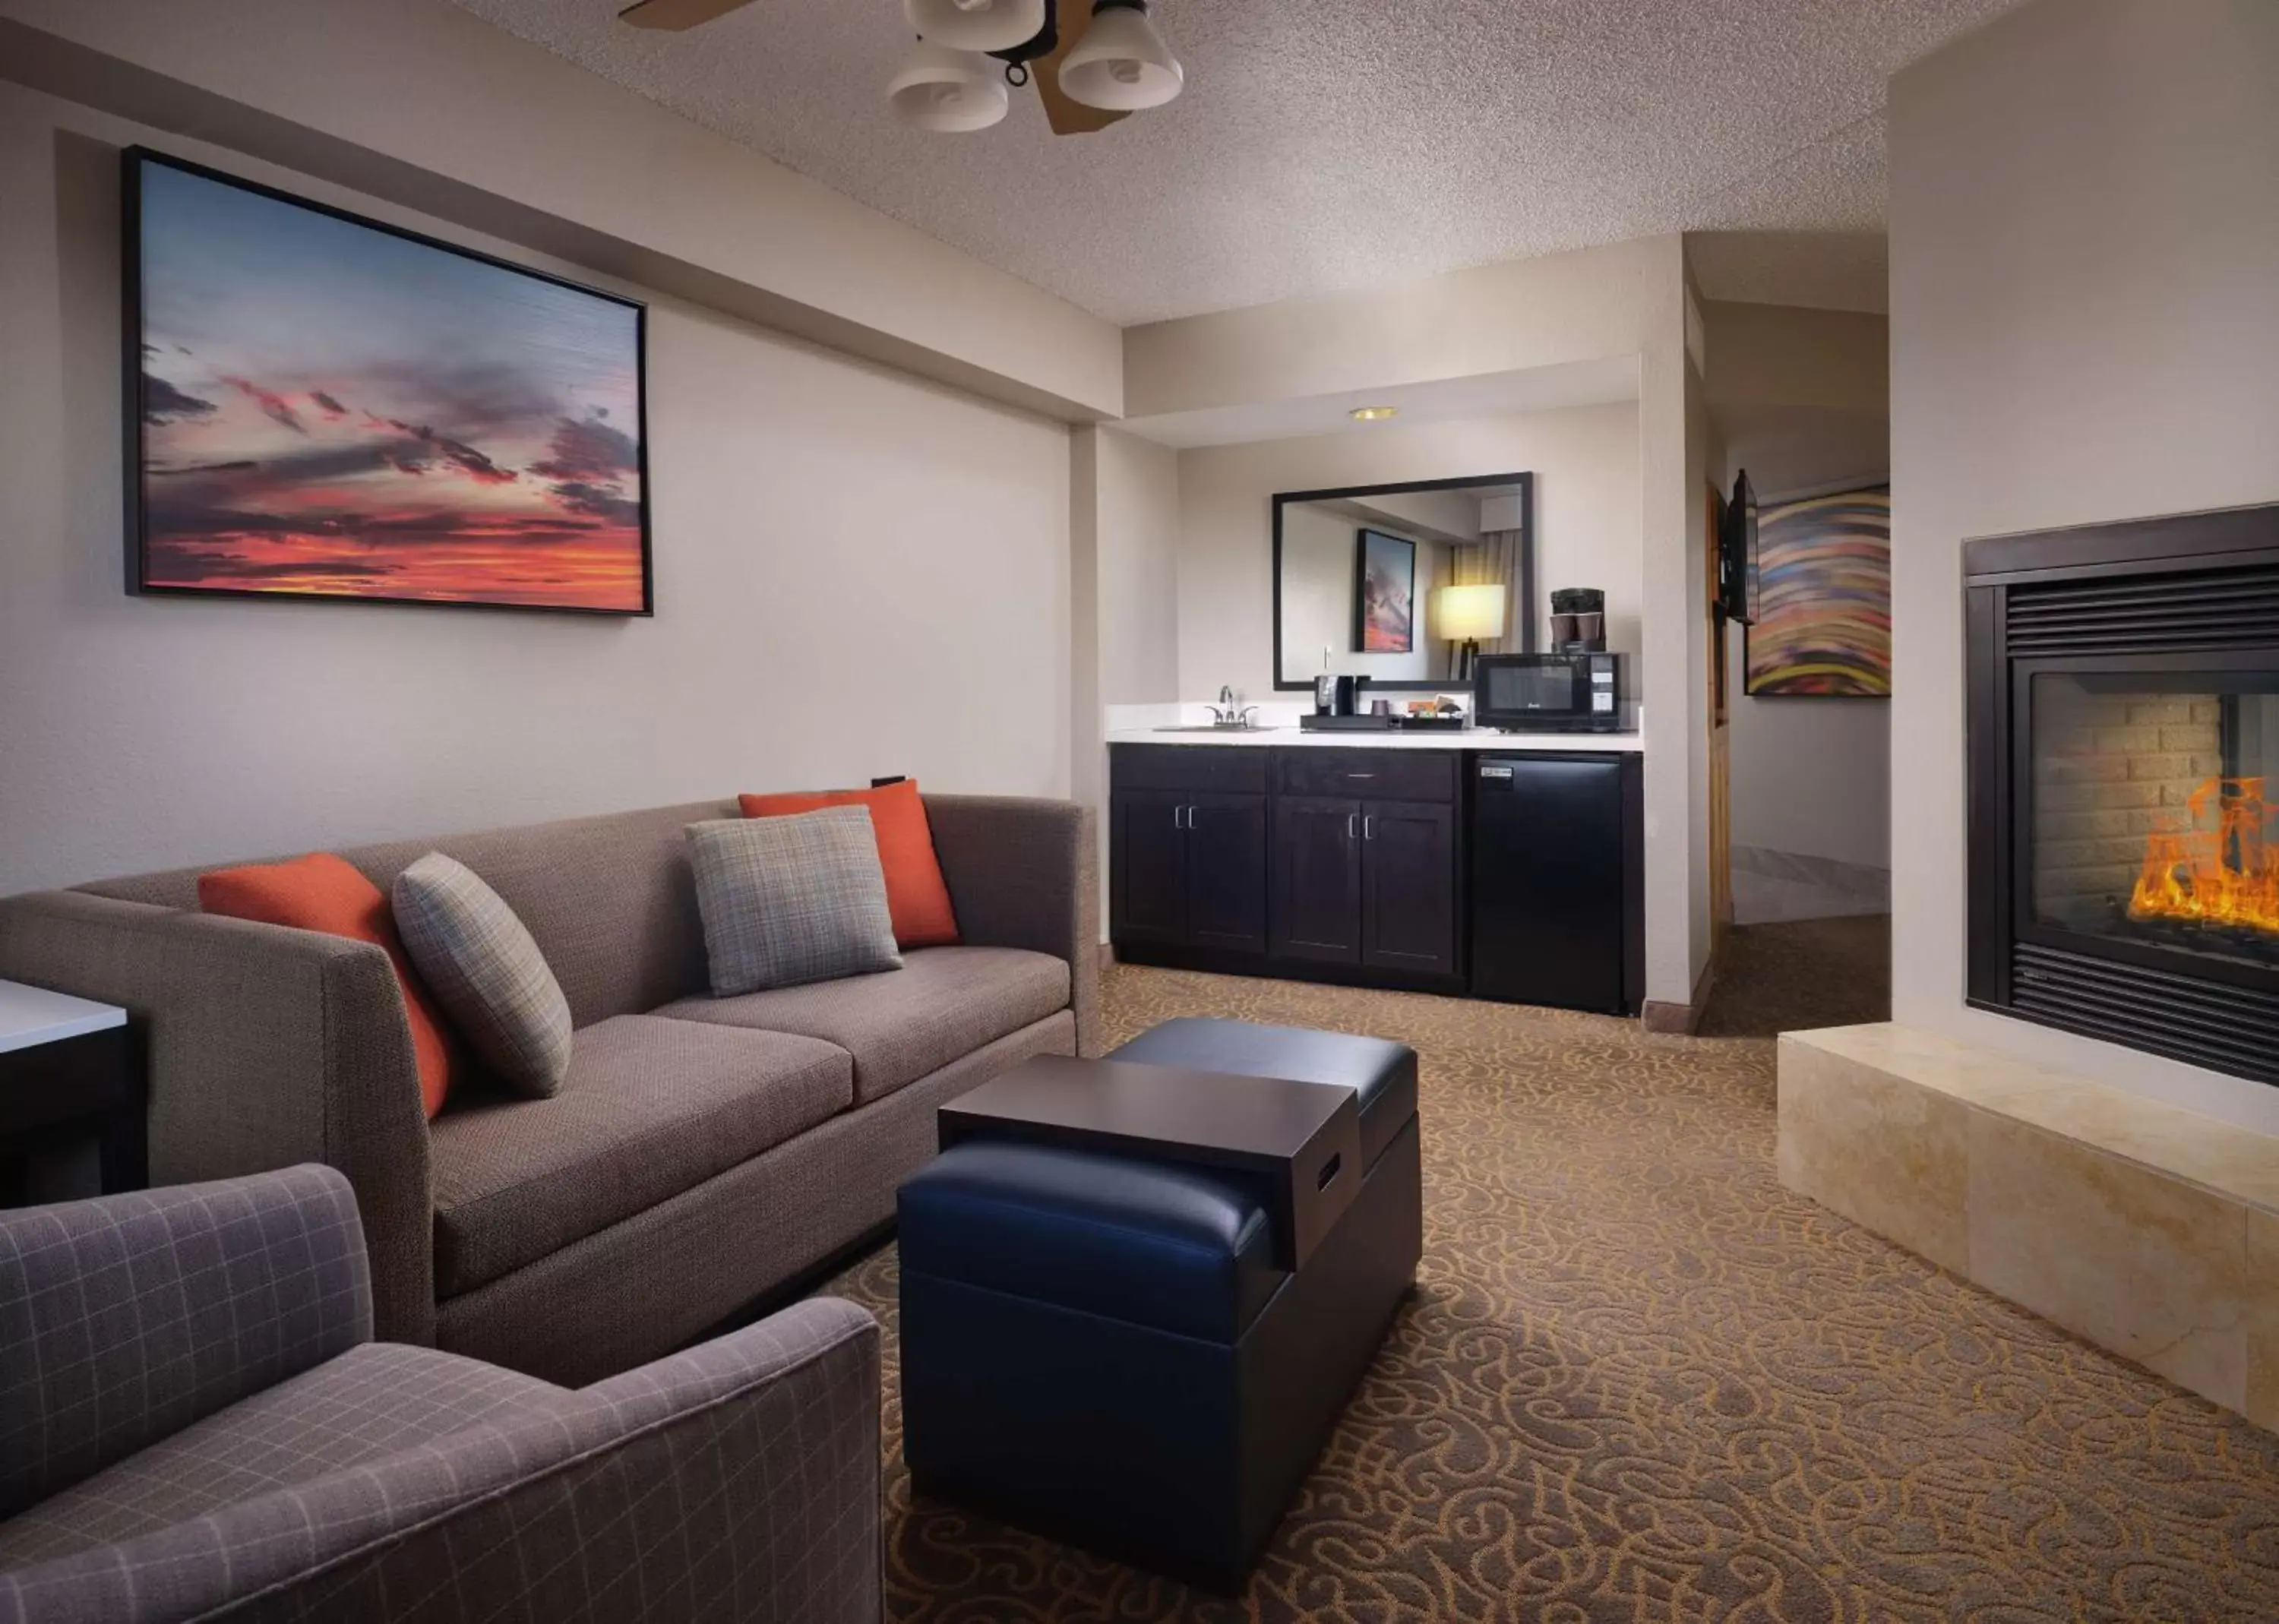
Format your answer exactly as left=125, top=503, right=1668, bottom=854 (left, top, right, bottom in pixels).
left=1349, top=405, right=1398, bottom=422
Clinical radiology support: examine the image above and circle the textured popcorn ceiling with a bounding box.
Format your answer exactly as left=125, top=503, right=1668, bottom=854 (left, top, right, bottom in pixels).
left=447, top=0, right=2020, bottom=325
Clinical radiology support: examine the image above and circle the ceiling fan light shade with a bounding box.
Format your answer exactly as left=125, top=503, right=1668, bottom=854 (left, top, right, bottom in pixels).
left=1058, top=1, right=1183, bottom=111
left=887, top=41, right=1010, bottom=132
left=902, top=0, right=1047, bottom=54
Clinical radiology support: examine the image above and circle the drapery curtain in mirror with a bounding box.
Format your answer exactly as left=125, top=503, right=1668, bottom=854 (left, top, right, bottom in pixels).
left=1452, top=529, right=1525, bottom=658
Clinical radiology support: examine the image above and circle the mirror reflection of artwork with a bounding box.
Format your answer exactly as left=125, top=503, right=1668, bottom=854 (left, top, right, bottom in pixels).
left=127, top=150, right=650, bottom=615
left=1354, top=529, right=1415, bottom=653
left=1744, top=486, right=1892, bottom=697
left=1275, top=476, right=1530, bottom=689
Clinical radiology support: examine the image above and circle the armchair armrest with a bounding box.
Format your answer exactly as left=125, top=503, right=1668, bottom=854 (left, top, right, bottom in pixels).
left=0, top=1167, right=370, bottom=1525
left=0, top=890, right=435, bottom=1344
left=0, top=1299, right=882, bottom=1624
left=925, top=795, right=1100, bottom=1055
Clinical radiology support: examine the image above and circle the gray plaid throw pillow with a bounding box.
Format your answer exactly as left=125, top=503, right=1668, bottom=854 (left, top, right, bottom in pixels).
left=393, top=853, right=574, bottom=1096
left=687, top=807, right=902, bottom=996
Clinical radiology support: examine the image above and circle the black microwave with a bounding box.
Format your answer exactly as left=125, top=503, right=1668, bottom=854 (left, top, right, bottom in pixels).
left=1473, top=652, right=1627, bottom=732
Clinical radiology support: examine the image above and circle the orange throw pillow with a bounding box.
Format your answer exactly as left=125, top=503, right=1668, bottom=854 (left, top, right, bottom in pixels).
left=198, top=852, right=453, bottom=1119
left=739, top=779, right=961, bottom=949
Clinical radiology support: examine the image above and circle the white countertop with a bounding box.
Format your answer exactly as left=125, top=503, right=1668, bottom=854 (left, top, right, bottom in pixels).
left=1106, top=726, right=1642, bottom=754
left=0, top=981, right=128, bottom=1055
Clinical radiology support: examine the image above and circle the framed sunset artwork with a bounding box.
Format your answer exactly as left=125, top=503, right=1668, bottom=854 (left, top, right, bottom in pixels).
left=124, top=149, right=651, bottom=614
left=1353, top=528, right=1415, bottom=654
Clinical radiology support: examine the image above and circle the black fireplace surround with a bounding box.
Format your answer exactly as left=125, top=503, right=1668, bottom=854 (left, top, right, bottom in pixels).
left=1968, top=503, right=2279, bottom=1086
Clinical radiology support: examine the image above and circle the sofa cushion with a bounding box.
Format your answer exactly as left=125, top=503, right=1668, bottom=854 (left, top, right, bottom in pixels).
left=196, top=852, right=454, bottom=1117
left=686, top=809, right=902, bottom=995
left=393, top=852, right=574, bottom=1097
left=741, top=779, right=961, bottom=949
left=428, top=1016, right=852, bottom=1296
left=656, top=946, right=1069, bottom=1104
left=0, top=1342, right=563, bottom=1571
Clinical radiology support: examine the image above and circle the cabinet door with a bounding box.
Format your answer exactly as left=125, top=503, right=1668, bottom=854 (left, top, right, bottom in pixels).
left=1361, top=799, right=1459, bottom=975
left=1112, top=791, right=1188, bottom=946
left=1185, top=793, right=1268, bottom=954
left=1272, top=796, right=1363, bottom=963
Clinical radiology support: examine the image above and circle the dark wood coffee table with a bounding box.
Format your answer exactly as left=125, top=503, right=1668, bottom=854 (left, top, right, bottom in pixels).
left=938, top=1053, right=1362, bottom=1269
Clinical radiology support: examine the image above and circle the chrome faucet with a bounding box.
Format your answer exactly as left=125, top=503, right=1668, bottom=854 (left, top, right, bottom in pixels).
left=1207, top=686, right=1260, bottom=728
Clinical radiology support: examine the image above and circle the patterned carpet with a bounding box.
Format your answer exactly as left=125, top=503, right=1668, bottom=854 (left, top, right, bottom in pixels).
left=823, top=919, right=2279, bottom=1622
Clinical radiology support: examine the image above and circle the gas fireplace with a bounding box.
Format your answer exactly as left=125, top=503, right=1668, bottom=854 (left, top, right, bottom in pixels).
left=1968, top=504, right=2279, bottom=1085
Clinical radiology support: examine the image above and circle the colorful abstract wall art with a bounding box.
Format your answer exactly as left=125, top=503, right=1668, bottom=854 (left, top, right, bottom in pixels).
left=127, top=150, right=650, bottom=614
left=1744, top=486, right=1891, bottom=697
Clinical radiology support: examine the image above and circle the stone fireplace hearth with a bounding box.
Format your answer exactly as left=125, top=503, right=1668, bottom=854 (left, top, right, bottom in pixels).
left=1778, top=1022, right=2279, bottom=1431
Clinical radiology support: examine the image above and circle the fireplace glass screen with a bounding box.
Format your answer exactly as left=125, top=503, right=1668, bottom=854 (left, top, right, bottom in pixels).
left=2030, top=672, right=2279, bottom=967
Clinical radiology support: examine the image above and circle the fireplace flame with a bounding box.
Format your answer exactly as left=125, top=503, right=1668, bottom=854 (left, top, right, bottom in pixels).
left=2129, top=777, right=2279, bottom=937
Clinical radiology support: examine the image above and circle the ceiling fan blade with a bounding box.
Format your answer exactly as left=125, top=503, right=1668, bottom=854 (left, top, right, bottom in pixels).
left=1033, top=2, right=1130, bottom=134
left=616, top=0, right=760, bottom=30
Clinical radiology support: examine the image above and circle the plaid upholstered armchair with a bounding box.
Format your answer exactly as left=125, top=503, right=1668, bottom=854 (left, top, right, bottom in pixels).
left=0, top=1167, right=881, bottom=1624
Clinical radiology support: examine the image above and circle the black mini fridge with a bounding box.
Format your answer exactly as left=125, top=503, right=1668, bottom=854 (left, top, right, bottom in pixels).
left=1468, top=753, right=1645, bottom=1015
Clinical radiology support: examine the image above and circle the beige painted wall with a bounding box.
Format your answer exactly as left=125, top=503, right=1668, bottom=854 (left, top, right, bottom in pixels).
left=1706, top=301, right=1892, bottom=875
left=1889, top=0, right=2279, bottom=1130
left=0, top=0, right=1121, bottom=419
left=1125, top=236, right=1679, bottom=420
left=0, top=82, right=1073, bottom=895
left=1174, top=403, right=1645, bottom=701
left=1093, top=429, right=1182, bottom=709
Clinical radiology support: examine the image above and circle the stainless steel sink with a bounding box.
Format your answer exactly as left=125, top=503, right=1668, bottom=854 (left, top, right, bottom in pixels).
left=1150, top=725, right=1281, bottom=734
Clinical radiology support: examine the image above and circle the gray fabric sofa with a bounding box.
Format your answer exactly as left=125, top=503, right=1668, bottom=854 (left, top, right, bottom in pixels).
left=0, top=795, right=1096, bottom=1385
left=0, top=1164, right=880, bottom=1624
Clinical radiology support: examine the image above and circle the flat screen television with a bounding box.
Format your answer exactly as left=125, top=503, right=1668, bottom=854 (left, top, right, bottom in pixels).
left=1718, top=469, right=1759, bottom=625
left=124, top=148, right=652, bottom=614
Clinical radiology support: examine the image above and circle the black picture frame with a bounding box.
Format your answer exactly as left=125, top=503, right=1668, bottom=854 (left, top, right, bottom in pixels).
left=122, top=147, right=655, bottom=618
left=1273, top=472, right=1536, bottom=692
left=1351, top=528, right=1416, bottom=654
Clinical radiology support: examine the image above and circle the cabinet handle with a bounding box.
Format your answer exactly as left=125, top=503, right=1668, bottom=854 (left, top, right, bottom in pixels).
left=1347, top=813, right=1358, bottom=840
left=1173, top=804, right=1187, bottom=830
left=1364, top=815, right=1376, bottom=840
left=1185, top=804, right=1198, bottom=829
left=1345, top=772, right=1378, bottom=779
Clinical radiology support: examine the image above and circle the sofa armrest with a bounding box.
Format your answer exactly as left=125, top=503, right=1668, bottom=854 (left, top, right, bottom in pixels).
left=0, top=1299, right=883, bottom=1624
left=0, top=890, right=436, bottom=1345
left=925, top=795, right=1100, bottom=1055
left=0, top=1167, right=371, bottom=1525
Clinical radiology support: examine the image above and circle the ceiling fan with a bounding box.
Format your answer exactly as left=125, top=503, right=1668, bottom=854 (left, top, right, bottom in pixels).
left=613, top=0, right=1184, bottom=135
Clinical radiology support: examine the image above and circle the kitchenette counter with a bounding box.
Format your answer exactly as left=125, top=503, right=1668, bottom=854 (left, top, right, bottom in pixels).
left=1105, top=726, right=1643, bottom=753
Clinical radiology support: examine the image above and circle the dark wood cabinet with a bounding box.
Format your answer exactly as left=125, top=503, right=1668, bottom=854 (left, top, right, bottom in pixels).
left=1112, top=742, right=1465, bottom=994
left=1186, top=792, right=1269, bottom=954
left=1110, top=749, right=1269, bottom=959
left=1270, top=796, right=1364, bottom=963
left=1111, top=788, right=1190, bottom=948
left=1360, top=801, right=1457, bottom=975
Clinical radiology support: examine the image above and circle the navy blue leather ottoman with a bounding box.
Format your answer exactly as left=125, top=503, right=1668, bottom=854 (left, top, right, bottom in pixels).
left=897, top=1019, right=1421, bottom=1591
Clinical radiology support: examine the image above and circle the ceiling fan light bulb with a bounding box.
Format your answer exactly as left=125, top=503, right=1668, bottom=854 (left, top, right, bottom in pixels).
left=887, top=41, right=1010, bottom=131
left=1059, top=2, right=1183, bottom=111
left=903, top=0, right=1046, bottom=54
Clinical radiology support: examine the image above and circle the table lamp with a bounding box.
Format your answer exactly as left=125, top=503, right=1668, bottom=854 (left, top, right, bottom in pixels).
left=1433, top=584, right=1507, bottom=682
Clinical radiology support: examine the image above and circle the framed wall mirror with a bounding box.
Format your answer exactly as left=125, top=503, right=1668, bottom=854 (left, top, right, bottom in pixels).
left=1272, top=472, right=1536, bottom=691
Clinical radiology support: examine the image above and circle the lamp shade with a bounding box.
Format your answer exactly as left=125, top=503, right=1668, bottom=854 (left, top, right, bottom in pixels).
left=887, top=42, right=1010, bottom=132
left=903, top=0, right=1046, bottom=54
left=1434, top=583, right=1508, bottom=641
left=1059, top=1, right=1183, bottom=111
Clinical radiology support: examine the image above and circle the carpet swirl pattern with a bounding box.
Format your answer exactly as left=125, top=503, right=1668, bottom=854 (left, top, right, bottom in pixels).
left=823, top=920, right=2279, bottom=1622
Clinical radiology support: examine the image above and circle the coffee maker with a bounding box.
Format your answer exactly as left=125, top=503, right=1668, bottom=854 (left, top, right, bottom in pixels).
left=1550, top=588, right=1607, bottom=653
left=1313, top=672, right=1370, bottom=716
